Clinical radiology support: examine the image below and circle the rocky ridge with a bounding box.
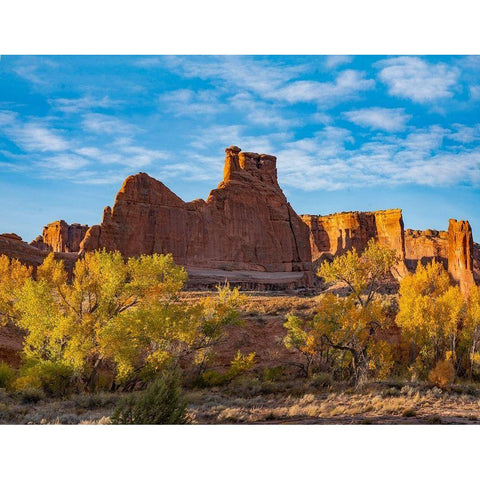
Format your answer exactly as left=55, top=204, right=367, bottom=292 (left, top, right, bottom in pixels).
left=0, top=146, right=477, bottom=291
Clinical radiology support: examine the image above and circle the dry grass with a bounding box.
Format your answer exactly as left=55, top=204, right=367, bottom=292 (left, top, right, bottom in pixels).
left=2, top=380, right=480, bottom=424
left=185, top=382, right=480, bottom=424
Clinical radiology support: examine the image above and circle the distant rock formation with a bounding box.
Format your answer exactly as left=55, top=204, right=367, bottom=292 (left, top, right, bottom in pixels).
left=31, top=220, right=89, bottom=253
left=1, top=145, right=478, bottom=292
left=80, top=146, right=313, bottom=288
left=448, top=219, right=475, bottom=293
left=404, top=228, right=449, bottom=270
left=0, top=233, right=77, bottom=270
left=300, top=209, right=407, bottom=276
left=301, top=210, right=477, bottom=292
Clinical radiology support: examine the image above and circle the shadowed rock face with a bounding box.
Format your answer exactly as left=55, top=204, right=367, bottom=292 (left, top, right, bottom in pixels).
left=0, top=233, right=77, bottom=270
left=301, top=210, right=478, bottom=288
left=31, top=220, right=89, bottom=253
left=404, top=229, right=449, bottom=270
left=300, top=209, right=407, bottom=276
left=80, top=146, right=313, bottom=287
left=448, top=219, right=475, bottom=293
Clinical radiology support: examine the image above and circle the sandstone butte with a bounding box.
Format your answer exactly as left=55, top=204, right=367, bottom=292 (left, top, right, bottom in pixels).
left=30, top=220, right=89, bottom=253
left=0, top=145, right=478, bottom=292
left=79, top=146, right=313, bottom=289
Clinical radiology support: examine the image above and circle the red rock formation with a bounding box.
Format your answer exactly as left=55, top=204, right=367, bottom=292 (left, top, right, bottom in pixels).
left=404, top=229, right=448, bottom=270
left=0, top=233, right=77, bottom=270
left=81, top=146, right=313, bottom=287
left=300, top=209, right=407, bottom=276
left=448, top=219, right=475, bottom=293
left=474, top=243, right=480, bottom=283
left=32, top=220, right=89, bottom=253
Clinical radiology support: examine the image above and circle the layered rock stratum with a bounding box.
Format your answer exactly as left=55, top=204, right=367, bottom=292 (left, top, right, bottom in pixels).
left=300, top=209, right=408, bottom=276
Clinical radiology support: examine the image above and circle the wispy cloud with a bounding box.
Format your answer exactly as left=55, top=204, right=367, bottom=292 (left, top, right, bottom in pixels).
left=50, top=95, right=122, bottom=114
left=324, top=56, right=354, bottom=69
left=11, top=57, right=58, bottom=87
left=0, top=114, right=70, bottom=152
left=36, top=154, right=90, bottom=171
left=344, top=107, right=411, bottom=132
left=158, top=89, right=224, bottom=116
left=82, top=113, right=141, bottom=136
left=268, top=70, right=375, bottom=107
left=377, top=56, right=459, bottom=103
left=274, top=125, right=480, bottom=191
left=162, top=56, right=305, bottom=97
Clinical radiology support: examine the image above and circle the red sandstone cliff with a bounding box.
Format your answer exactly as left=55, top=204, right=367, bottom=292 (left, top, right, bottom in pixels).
left=448, top=219, right=475, bottom=293
left=404, top=228, right=449, bottom=270
left=31, top=220, right=89, bottom=253
left=81, top=146, right=313, bottom=287
left=0, top=233, right=77, bottom=270
left=300, top=209, right=407, bottom=276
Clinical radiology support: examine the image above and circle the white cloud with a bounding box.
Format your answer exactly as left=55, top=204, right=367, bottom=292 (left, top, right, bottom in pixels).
left=50, top=95, right=122, bottom=114
left=37, top=154, right=90, bottom=171
left=324, top=56, right=353, bottom=69
left=3, top=122, right=70, bottom=152
left=344, top=107, right=411, bottom=132
left=377, top=56, right=459, bottom=103
left=163, top=56, right=305, bottom=97
left=470, top=85, right=480, bottom=100
left=82, top=113, right=140, bottom=136
left=12, top=58, right=58, bottom=87
left=76, top=142, right=168, bottom=169
left=268, top=70, right=375, bottom=107
left=158, top=89, right=224, bottom=116
left=0, top=110, right=17, bottom=126
left=229, top=92, right=298, bottom=128
left=448, top=124, right=480, bottom=143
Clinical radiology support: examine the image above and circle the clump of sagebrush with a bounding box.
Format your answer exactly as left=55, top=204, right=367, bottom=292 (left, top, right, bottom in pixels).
left=0, top=362, right=16, bottom=389
left=111, top=369, right=188, bottom=425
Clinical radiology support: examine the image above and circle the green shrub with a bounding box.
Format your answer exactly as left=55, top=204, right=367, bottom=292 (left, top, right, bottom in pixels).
left=199, top=370, right=227, bottom=387
left=224, top=351, right=256, bottom=381
left=14, top=360, right=75, bottom=397
left=0, top=362, right=16, bottom=389
left=308, top=372, right=333, bottom=389
left=111, top=369, right=188, bottom=425
left=230, top=376, right=262, bottom=397
left=262, top=366, right=283, bottom=382
left=20, top=388, right=44, bottom=404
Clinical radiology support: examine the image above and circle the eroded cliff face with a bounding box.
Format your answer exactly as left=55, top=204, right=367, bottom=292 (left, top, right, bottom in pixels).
left=448, top=219, right=475, bottom=293
left=301, top=210, right=478, bottom=290
left=404, top=229, right=449, bottom=270
left=0, top=233, right=77, bottom=270
left=300, top=209, right=407, bottom=276
left=80, top=146, right=313, bottom=287
left=31, top=220, right=89, bottom=253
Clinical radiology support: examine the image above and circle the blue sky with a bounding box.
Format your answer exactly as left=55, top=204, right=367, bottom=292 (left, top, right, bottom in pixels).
left=0, top=55, right=479, bottom=242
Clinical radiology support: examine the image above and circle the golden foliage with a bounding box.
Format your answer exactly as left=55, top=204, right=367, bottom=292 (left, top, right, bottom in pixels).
left=318, top=239, right=399, bottom=306
left=12, top=251, right=244, bottom=385
left=0, top=255, right=31, bottom=325
left=428, top=359, right=455, bottom=388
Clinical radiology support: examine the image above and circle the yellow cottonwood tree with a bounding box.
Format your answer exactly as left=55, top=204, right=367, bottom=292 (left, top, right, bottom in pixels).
left=284, top=241, right=397, bottom=384
left=463, top=286, right=480, bottom=377
left=397, top=261, right=466, bottom=376
left=0, top=255, right=31, bottom=325
left=15, top=251, right=244, bottom=386
left=318, top=239, right=399, bottom=307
